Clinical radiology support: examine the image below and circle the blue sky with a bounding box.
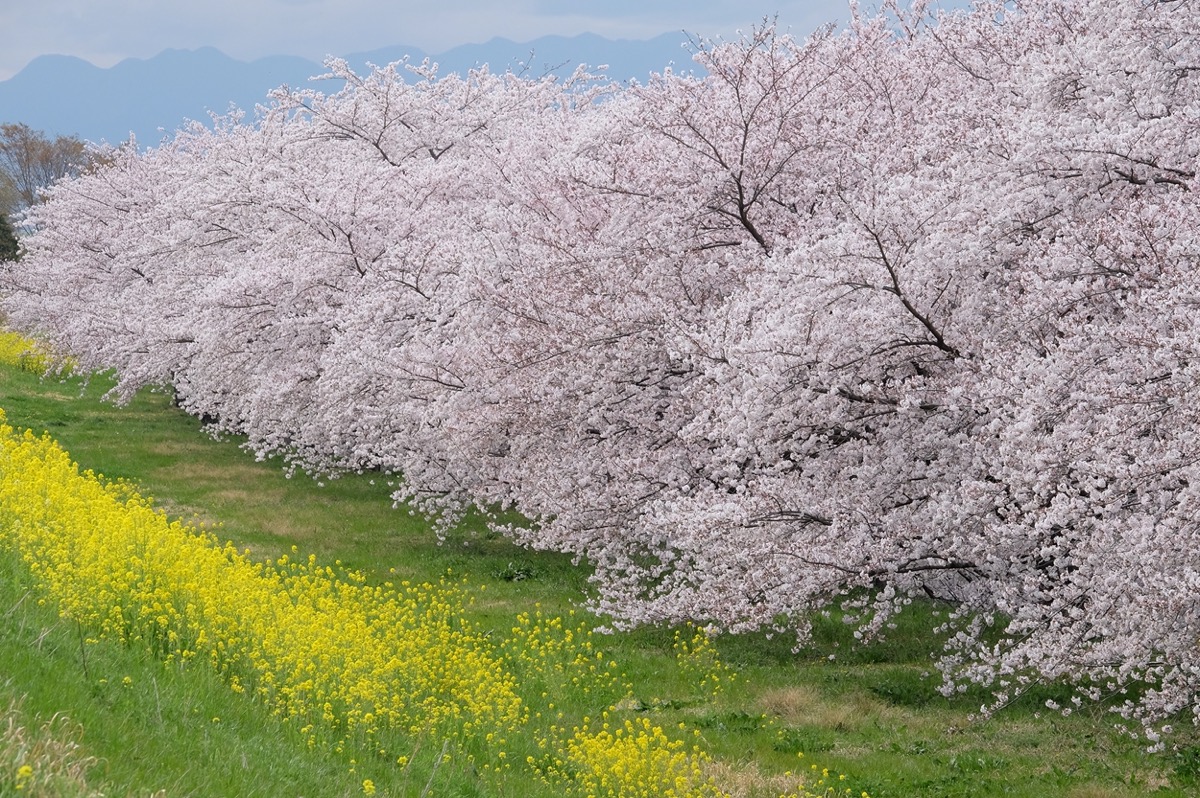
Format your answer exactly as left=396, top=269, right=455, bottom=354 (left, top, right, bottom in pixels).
left=0, top=0, right=911, bottom=81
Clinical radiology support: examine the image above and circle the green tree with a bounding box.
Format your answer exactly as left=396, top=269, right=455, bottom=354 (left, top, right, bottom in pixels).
left=0, top=213, right=18, bottom=261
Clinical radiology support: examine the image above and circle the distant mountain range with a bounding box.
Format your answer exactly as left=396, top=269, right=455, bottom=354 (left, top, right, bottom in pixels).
left=0, top=33, right=699, bottom=148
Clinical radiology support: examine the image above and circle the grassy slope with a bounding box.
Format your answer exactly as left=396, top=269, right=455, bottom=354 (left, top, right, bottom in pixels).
left=0, top=363, right=1194, bottom=797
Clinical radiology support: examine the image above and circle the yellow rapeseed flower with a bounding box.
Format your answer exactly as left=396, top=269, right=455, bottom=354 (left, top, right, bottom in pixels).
left=0, top=409, right=522, bottom=761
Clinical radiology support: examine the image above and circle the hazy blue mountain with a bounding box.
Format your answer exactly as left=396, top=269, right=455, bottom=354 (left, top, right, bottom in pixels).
left=345, top=31, right=698, bottom=81
left=0, top=33, right=695, bottom=149
left=0, top=48, right=324, bottom=147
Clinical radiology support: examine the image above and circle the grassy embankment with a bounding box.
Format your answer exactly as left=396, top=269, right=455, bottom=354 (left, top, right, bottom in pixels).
left=0, top=330, right=1193, bottom=797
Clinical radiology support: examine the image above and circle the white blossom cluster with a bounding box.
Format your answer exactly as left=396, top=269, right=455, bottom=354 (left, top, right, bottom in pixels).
left=5, top=0, right=1200, bottom=734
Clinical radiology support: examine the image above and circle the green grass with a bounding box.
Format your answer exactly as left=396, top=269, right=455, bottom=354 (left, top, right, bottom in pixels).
left=0, top=362, right=1195, bottom=797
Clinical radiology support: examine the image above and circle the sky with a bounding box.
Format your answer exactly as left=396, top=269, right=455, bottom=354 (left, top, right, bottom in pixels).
left=0, top=0, right=878, bottom=82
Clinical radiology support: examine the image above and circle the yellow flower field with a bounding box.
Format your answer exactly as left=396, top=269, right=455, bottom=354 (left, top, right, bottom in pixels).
left=0, top=331, right=70, bottom=376
left=0, top=410, right=523, bottom=750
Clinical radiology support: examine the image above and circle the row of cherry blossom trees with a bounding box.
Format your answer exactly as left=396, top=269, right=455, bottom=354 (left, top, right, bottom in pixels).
left=5, top=0, right=1200, bottom=734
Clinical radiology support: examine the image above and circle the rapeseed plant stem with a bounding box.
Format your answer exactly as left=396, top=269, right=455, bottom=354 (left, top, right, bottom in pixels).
left=75, top=621, right=89, bottom=683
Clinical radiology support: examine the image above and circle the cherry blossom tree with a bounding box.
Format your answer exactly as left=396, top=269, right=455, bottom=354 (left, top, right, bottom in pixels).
left=5, top=0, right=1200, bottom=735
